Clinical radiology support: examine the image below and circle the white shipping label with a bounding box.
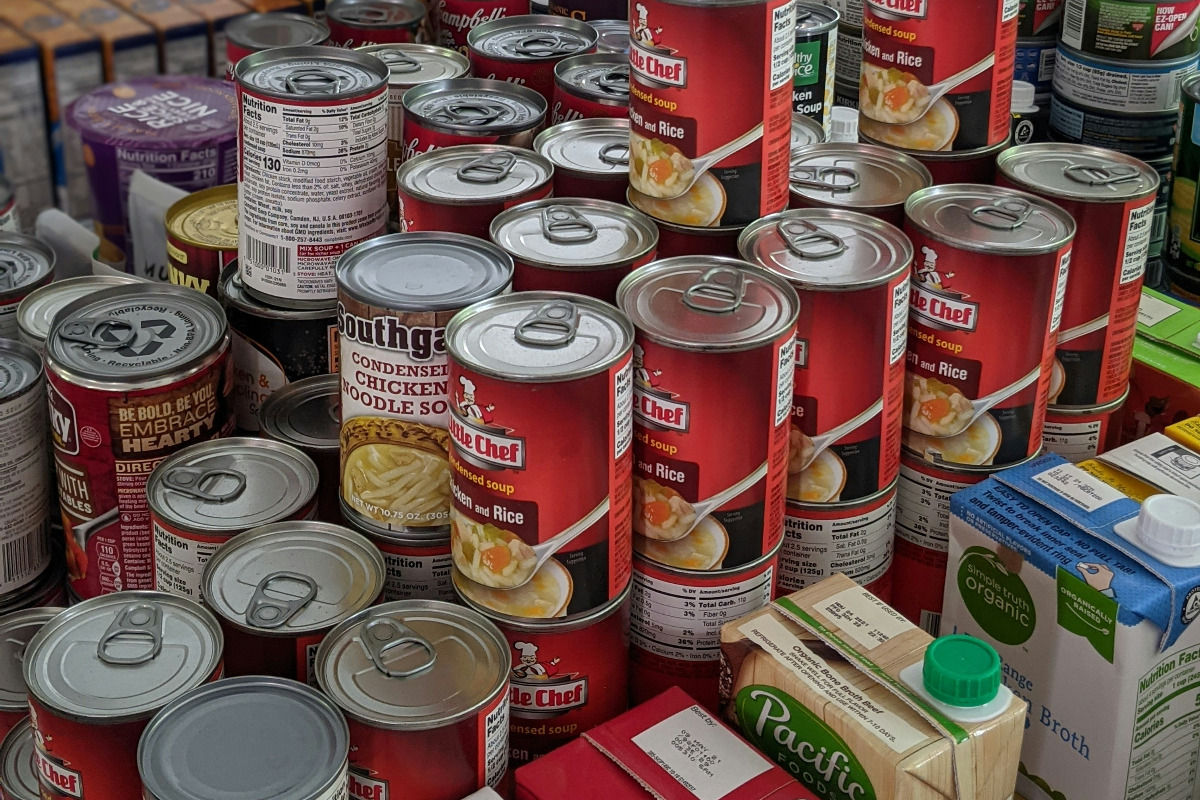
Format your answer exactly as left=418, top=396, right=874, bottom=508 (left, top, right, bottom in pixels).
left=1138, top=291, right=1181, bottom=327
left=1100, top=433, right=1200, bottom=504
left=1121, top=203, right=1155, bottom=284
left=776, top=500, right=895, bottom=594
left=1031, top=462, right=1125, bottom=512
left=814, top=585, right=915, bottom=651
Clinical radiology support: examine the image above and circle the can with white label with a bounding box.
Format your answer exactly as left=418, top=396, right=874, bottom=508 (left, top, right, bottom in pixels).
left=1052, top=44, right=1198, bottom=115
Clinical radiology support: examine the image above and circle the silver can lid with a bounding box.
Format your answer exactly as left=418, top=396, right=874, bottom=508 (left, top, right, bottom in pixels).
left=590, top=19, right=629, bottom=53
left=0, top=719, right=37, bottom=800
left=468, top=14, right=597, bottom=62
left=329, top=0, right=425, bottom=28
left=790, top=143, right=932, bottom=210
left=490, top=198, right=658, bottom=270
left=202, top=522, right=386, bottom=636
left=403, top=78, right=547, bottom=136
left=795, top=1, right=839, bottom=33
left=996, top=143, right=1159, bottom=204
left=236, top=46, right=388, bottom=101
left=47, top=284, right=227, bottom=384
left=23, top=592, right=223, bottom=722
left=534, top=117, right=629, bottom=178
left=0, top=234, right=53, bottom=303
left=0, top=340, right=42, bottom=405
left=17, top=274, right=137, bottom=351
left=138, top=677, right=349, bottom=800
left=259, top=374, right=341, bottom=452
left=791, top=114, right=825, bottom=150
left=315, top=600, right=508, bottom=729
left=446, top=291, right=633, bottom=382
left=219, top=264, right=337, bottom=322
left=0, top=608, right=63, bottom=713
left=336, top=232, right=513, bottom=312
left=905, top=184, right=1077, bottom=255
left=616, top=257, right=801, bottom=351
left=397, top=144, right=554, bottom=205
left=739, top=209, right=912, bottom=289
left=356, top=43, right=469, bottom=88
left=225, top=13, right=330, bottom=51
left=147, top=438, right=320, bottom=534
left=554, top=53, right=629, bottom=104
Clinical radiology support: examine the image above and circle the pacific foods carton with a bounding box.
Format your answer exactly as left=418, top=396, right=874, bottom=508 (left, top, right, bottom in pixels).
left=49, top=0, right=159, bottom=80
left=1124, top=289, right=1200, bottom=445
left=720, top=574, right=1025, bottom=800
left=108, top=0, right=208, bottom=75
left=941, top=446, right=1200, bottom=800
left=0, top=23, right=55, bottom=227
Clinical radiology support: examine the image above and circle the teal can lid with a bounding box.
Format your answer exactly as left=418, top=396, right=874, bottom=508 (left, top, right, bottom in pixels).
left=922, top=635, right=1001, bottom=708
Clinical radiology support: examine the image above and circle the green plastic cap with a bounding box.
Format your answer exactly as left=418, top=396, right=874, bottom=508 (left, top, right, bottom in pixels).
left=922, top=635, right=1001, bottom=707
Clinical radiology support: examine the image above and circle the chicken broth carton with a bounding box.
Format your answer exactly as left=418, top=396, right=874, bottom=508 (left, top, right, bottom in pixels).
left=720, top=574, right=1026, bottom=800
left=940, top=446, right=1200, bottom=800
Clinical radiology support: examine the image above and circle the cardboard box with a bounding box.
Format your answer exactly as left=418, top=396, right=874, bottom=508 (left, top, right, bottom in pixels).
left=941, top=445, right=1200, bottom=800
left=0, top=22, right=56, bottom=228
left=515, top=688, right=818, bottom=800
left=720, top=575, right=1025, bottom=800
left=1123, top=289, right=1200, bottom=446
left=49, top=0, right=160, bottom=80
left=107, top=0, right=208, bottom=75
left=0, top=0, right=104, bottom=218
left=174, top=0, right=247, bottom=77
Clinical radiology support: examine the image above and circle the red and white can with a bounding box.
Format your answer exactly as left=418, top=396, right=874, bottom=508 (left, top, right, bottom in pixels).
left=315, top=601, right=511, bottom=800
left=628, top=547, right=778, bottom=713
left=490, top=198, right=660, bottom=304
left=618, top=258, right=799, bottom=572
left=438, top=0, right=529, bottom=56
left=23, top=592, right=223, bottom=800
left=397, top=144, right=555, bottom=237
left=628, top=0, right=794, bottom=227
left=46, top=285, right=235, bottom=601
left=0, top=608, right=62, bottom=740
left=356, top=527, right=455, bottom=603
left=446, top=293, right=634, bottom=621
left=468, top=15, right=597, bottom=102
left=997, top=144, right=1158, bottom=407
left=859, top=135, right=1009, bottom=185
left=551, top=53, right=628, bottom=124
left=787, top=143, right=932, bottom=226
left=534, top=117, right=630, bottom=203
left=223, top=12, right=330, bottom=79
left=903, top=185, right=1074, bottom=468
left=646, top=219, right=745, bottom=259
left=402, top=78, right=548, bottom=161
left=859, top=0, right=1018, bottom=151
left=235, top=47, right=390, bottom=309
left=1043, top=387, right=1129, bottom=462
left=326, top=0, right=427, bottom=46
left=463, top=588, right=629, bottom=766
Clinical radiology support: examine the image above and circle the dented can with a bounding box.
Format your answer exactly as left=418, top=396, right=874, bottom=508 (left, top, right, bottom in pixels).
left=467, top=15, right=598, bottom=102
left=258, top=374, right=344, bottom=524
left=165, top=184, right=238, bottom=298
left=550, top=52, right=629, bottom=125
left=0, top=234, right=54, bottom=342
left=534, top=117, right=631, bottom=202
left=1043, top=386, right=1128, bottom=461
left=0, top=609, right=63, bottom=740
left=401, top=78, right=548, bottom=161
left=1060, top=0, right=1200, bottom=61
left=326, top=0, right=428, bottom=47
left=315, top=600, right=510, bottom=800
left=788, top=142, right=932, bottom=225
left=223, top=12, right=330, bottom=79
left=46, top=285, right=235, bottom=600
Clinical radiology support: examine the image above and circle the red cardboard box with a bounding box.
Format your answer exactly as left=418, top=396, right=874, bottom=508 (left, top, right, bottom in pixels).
left=515, top=688, right=817, bottom=800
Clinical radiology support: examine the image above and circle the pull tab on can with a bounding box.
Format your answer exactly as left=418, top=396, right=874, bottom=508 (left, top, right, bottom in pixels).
left=970, top=197, right=1033, bottom=230
left=162, top=468, right=248, bottom=503
left=682, top=267, right=745, bottom=313
left=436, top=101, right=505, bottom=127
left=514, top=300, right=580, bottom=347
left=245, top=572, right=318, bottom=629
left=58, top=318, right=138, bottom=349
left=339, top=4, right=391, bottom=23
left=596, top=66, right=628, bottom=95
left=1063, top=162, right=1140, bottom=187
left=376, top=48, right=423, bottom=74
left=456, top=151, right=517, bottom=184
left=363, top=616, right=438, bottom=678
left=285, top=67, right=343, bottom=96
left=0, top=257, right=15, bottom=292
left=97, top=603, right=163, bottom=665
left=789, top=165, right=861, bottom=193
left=540, top=205, right=598, bottom=244
left=599, top=141, right=629, bottom=167
left=513, top=33, right=578, bottom=57
left=779, top=218, right=848, bottom=259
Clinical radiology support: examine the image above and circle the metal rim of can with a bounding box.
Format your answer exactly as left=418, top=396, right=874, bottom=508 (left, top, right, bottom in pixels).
left=0, top=233, right=54, bottom=304
left=785, top=477, right=896, bottom=514
left=590, top=19, right=629, bottom=53
left=137, top=675, right=349, bottom=800
left=996, top=142, right=1160, bottom=204
left=459, top=579, right=629, bottom=633
left=225, top=12, right=331, bottom=51
left=346, top=510, right=451, bottom=550
left=219, top=263, right=337, bottom=321
left=489, top=197, right=659, bottom=271
left=146, top=437, right=321, bottom=534
left=534, top=117, right=630, bottom=180
left=24, top=267, right=115, bottom=345
left=23, top=591, right=224, bottom=723
left=402, top=78, right=548, bottom=136
left=355, top=42, right=471, bottom=88
left=738, top=207, right=913, bottom=291
left=165, top=184, right=239, bottom=252
left=0, top=556, right=65, bottom=620
left=258, top=374, right=341, bottom=454
left=901, top=444, right=1045, bottom=478
left=1046, top=384, right=1131, bottom=417
left=860, top=132, right=1011, bottom=164
left=314, top=598, right=509, bottom=730
left=553, top=52, right=630, bottom=105
left=0, top=339, right=43, bottom=408
left=615, top=256, right=801, bottom=353
left=395, top=143, right=556, bottom=206
left=624, top=187, right=746, bottom=236
left=201, top=521, right=387, bottom=638
left=632, top=540, right=782, bottom=583
left=328, top=0, right=426, bottom=29
left=0, top=718, right=36, bottom=800
left=0, top=608, right=63, bottom=716
left=904, top=183, right=1076, bottom=256
left=467, top=14, right=599, bottom=63
left=791, top=113, right=826, bottom=150
left=794, top=1, right=839, bottom=35
left=788, top=142, right=933, bottom=212
left=446, top=289, right=634, bottom=382
left=235, top=45, right=390, bottom=102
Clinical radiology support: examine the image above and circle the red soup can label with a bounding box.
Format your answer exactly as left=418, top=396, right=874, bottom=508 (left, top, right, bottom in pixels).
left=902, top=185, right=1074, bottom=468
left=438, top=0, right=529, bottom=55
left=627, top=0, right=796, bottom=226
left=401, top=78, right=548, bottom=162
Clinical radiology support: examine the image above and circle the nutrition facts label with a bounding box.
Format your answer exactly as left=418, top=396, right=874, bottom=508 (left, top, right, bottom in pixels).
left=630, top=566, right=773, bottom=662
left=1127, top=645, right=1200, bottom=800
left=0, top=387, right=50, bottom=594
left=379, top=547, right=455, bottom=603
left=776, top=499, right=894, bottom=594
left=896, top=463, right=978, bottom=551
left=1042, top=418, right=1104, bottom=463
left=153, top=523, right=223, bottom=600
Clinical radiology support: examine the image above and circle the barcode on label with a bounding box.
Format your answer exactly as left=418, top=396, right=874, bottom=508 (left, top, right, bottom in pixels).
left=244, top=236, right=291, bottom=275
left=3, top=528, right=48, bottom=585
left=919, top=610, right=941, bottom=636
left=1062, top=0, right=1084, bottom=46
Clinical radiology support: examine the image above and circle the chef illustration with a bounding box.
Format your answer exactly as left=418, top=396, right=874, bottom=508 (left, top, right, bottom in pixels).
left=455, top=376, right=495, bottom=426
left=632, top=343, right=661, bottom=389
left=633, top=3, right=663, bottom=47
left=916, top=245, right=953, bottom=289
left=511, top=641, right=560, bottom=680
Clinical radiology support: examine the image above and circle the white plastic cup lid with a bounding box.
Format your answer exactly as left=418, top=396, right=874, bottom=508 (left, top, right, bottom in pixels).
left=1011, top=80, right=1038, bottom=113
left=829, top=106, right=858, bottom=143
